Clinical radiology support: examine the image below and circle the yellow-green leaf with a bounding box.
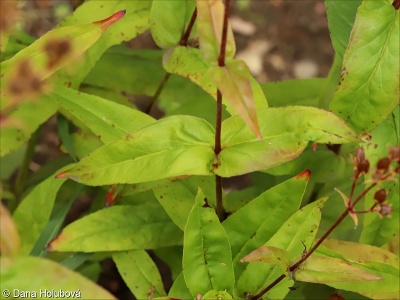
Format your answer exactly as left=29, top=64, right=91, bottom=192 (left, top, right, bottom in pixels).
left=0, top=256, right=115, bottom=299
left=209, top=60, right=261, bottom=139
left=240, top=246, right=289, bottom=274
left=296, top=255, right=382, bottom=283
left=196, top=0, right=235, bottom=63
left=1, top=10, right=126, bottom=94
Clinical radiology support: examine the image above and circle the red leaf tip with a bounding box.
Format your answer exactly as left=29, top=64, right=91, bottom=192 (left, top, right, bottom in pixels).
left=55, top=170, right=68, bottom=179
left=296, top=169, right=311, bottom=180
left=94, top=9, right=126, bottom=31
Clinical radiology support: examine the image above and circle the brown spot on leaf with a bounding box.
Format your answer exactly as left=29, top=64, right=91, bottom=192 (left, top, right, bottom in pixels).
left=44, top=38, right=72, bottom=69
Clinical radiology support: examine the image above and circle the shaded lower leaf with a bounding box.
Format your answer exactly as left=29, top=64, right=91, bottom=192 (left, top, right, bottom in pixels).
left=0, top=256, right=115, bottom=299
left=153, top=246, right=183, bottom=280
left=153, top=176, right=216, bottom=230
left=13, top=165, right=71, bottom=255
left=168, top=272, right=192, bottom=299
left=296, top=255, right=381, bottom=283
left=216, top=106, right=359, bottom=177
left=113, top=250, right=166, bottom=299
left=57, top=116, right=215, bottom=186
left=183, top=189, right=235, bottom=296
left=47, top=204, right=182, bottom=252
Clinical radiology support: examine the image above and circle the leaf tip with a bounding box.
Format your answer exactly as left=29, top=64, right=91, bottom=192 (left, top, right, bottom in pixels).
left=55, top=170, right=69, bottom=179
left=94, top=9, right=126, bottom=31
left=296, top=169, right=311, bottom=180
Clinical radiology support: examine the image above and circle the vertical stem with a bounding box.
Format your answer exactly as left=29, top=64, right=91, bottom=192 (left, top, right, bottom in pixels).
left=180, top=8, right=198, bottom=46
left=146, top=8, right=197, bottom=115
left=214, top=0, right=231, bottom=221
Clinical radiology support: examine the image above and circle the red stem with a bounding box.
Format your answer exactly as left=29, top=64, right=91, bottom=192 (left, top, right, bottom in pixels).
left=252, top=182, right=378, bottom=299
left=180, top=8, right=197, bottom=46
left=214, top=0, right=230, bottom=221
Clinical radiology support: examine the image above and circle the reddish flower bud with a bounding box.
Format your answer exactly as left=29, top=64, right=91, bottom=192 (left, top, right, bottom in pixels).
left=374, top=189, right=387, bottom=204
left=376, top=157, right=391, bottom=173
left=354, top=148, right=365, bottom=164
left=353, top=148, right=370, bottom=174
left=357, top=160, right=370, bottom=174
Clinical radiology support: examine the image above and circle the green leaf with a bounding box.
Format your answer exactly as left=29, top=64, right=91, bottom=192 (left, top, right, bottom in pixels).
left=360, top=107, right=400, bottom=246
left=330, top=0, right=399, bottom=133
left=0, top=145, right=25, bottom=180
left=183, top=189, right=235, bottom=296
left=168, top=272, right=192, bottom=299
left=209, top=60, right=261, bottom=139
left=47, top=204, right=182, bottom=252
left=0, top=256, right=115, bottom=299
left=0, top=95, right=57, bottom=157
left=261, top=78, right=326, bottom=107
left=153, top=176, right=216, bottom=230
left=153, top=246, right=183, bottom=280
left=84, top=46, right=165, bottom=96
left=235, top=198, right=327, bottom=299
left=223, top=171, right=310, bottom=267
left=329, top=262, right=399, bottom=295
left=150, top=0, right=196, bottom=48
left=57, top=0, right=151, bottom=87
left=321, top=238, right=399, bottom=267
left=296, top=255, right=381, bottom=284
left=216, top=107, right=359, bottom=177
left=13, top=165, right=71, bottom=255
left=163, top=46, right=268, bottom=115
left=54, top=85, right=155, bottom=144
left=61, top=130, right=103, bottom=160
left=57, top=116, right=215, bottom=186
left=240, top=246, right=290, bottom=275
left=202, top=290, right=233, bottom=300
left=315, top=246, right=399, bottom=295
left=196, top=0, right=235, bottom=63
left=113, top=250, right=166, bottom=299
left=325, top=0, right=362, bottom=58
